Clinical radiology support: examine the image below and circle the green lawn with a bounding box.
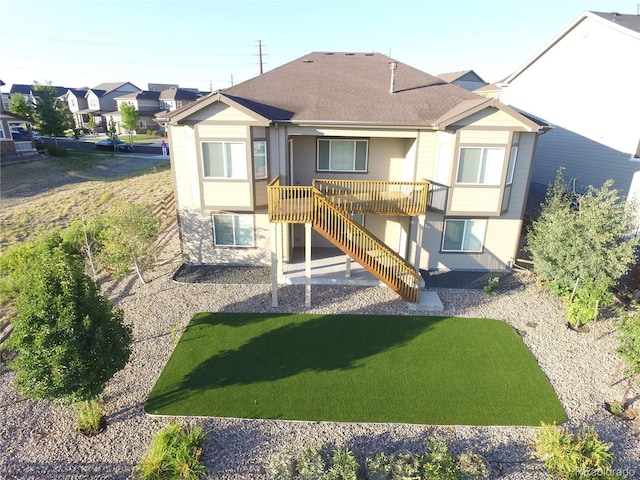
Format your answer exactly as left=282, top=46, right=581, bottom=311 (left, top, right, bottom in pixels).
left=145, top=313, right=566, bottom=425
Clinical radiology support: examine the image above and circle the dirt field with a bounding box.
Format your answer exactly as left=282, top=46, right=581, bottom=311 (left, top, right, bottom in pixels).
left=0, top=153, right=172, bottom=250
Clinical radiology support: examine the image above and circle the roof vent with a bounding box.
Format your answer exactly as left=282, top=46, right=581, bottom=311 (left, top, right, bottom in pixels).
left=302, top=59, right=313, bottom=63
left=389, top=61, right=398, bottom=94
left=345, top=52, right=355, bottom=56
left=324, top=52, right=335, bottom=55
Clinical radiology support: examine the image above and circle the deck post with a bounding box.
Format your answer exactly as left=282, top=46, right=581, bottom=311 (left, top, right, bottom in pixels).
left=277, top=223, right=284, bottom=278
left=305, top=222, right=312, bottom=307
left=345, top=256, right=352, bottom=277
left=271, top=222, right=278, bottom=307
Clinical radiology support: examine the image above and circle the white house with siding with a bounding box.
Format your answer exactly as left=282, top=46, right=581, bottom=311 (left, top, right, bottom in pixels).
left=500, top=11, right=640, bottom=205
left=158, top=52, right=547, bottom=305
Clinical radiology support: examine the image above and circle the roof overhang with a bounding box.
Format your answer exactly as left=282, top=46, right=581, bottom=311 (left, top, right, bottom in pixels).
left=157, top=92, right=271, bottom=126
left=435, top=98, right=545, bottom=132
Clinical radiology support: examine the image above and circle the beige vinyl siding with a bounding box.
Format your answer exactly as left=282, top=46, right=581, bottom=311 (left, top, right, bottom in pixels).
left=453, top=108, right=530, bottom=129
left=290, top=136, right=412, bottom=185
left=415, top=130, right=441, bottom=180
left=178, top=208, right=270, bottom=265
left=458, top=130, right=510, bottom=144
left=254, top=179, right=269, bottom=207
left=449, top=187, right=502, bottom=213
left=420, top=214, right=519, bottom=271
left=202, top=182, right=253, bottom=209
left=197, top=123, right=247, bottom=139
left=189, top=103, right=258, bottom=124
left=169, top=125, right=200, bottom=209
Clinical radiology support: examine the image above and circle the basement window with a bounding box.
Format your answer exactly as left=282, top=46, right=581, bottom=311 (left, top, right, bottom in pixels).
left=212, top=214, right=254, bottom=247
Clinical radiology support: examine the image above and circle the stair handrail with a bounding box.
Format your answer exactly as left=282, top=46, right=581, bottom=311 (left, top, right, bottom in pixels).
left=312, top=187, right=421, bottom=302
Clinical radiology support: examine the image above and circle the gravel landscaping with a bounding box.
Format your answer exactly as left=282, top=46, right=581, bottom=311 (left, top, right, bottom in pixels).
left=1, top=223, right=638, bottom=479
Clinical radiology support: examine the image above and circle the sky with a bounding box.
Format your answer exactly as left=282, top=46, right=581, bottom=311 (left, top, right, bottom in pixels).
left=1, top=0, right=637, bottom=93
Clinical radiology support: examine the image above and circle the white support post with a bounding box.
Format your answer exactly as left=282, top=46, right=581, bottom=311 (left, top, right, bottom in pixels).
left=271, top=222, right=278, bottom=307
left=305, top=222, right=312, bottom=308
left=345, top=256, right=352, bottom=278
left=277, top=223, right=284, bottom=278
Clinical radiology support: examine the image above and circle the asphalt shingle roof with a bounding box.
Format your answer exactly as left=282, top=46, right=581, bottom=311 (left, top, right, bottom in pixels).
left=220, top=52, right=482, bottom=125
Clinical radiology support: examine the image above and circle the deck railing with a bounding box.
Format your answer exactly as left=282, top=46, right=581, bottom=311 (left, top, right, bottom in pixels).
left=313, top=179, right=429, bottom=216
left=267, top=176, right=422, bottom=302
left=268, top=177, right=314, bottom=223
left=312, top=190, right=421, bottom=302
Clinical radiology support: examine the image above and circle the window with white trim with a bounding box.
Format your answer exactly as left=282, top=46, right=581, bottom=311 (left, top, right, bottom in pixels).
left=506, top=147, right=518, bottom=185
left=212, top=214, right=254, bottom=247
left=442, top=219, right=486, bottom=252
left=253, top=140, right=268, bottom=179
left=456, top=147, right=505, bottom=185
left=202, top=141, right=247, bottom=179
left=317, top=139, right=368, bottom=172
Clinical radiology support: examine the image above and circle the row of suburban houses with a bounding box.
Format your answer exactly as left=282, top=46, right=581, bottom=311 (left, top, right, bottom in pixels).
left=3, top=82, right=206, bottom=135
left=2, top=10, right=639, bottom=308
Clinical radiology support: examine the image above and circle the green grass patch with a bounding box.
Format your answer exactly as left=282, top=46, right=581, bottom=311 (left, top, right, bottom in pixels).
left=146, top=313, right=566, bottom=425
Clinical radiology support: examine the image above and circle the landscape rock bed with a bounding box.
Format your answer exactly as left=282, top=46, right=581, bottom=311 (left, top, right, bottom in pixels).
left=1, top=223, right=638, bottom=479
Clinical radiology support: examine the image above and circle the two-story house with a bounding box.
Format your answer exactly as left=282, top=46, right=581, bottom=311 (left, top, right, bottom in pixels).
left=158, top=52, right=546, bottom=306
left=78, top=82, right=141, bottom=132
left=112, top=87, right=203, bottom=134
left=500, top=11, right=640, bottom=208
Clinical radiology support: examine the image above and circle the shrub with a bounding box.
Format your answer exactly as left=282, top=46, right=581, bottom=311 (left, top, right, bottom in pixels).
left=483, top=276, right=499, bottom=296
left=75, top=398, right=105, bottom=435
left=265, top=450, right=295, bottom=480
left=458, top=451, right=490, bottom=480
left=526, top=170, right=638, bottom=327
left=422, top=436, right=462, bottom=479
left=534, top=423, right=618, bottom=479
left=327, top=447, right=359, bottom=480
left=46, top=144, right=68, bottom=157
left=365, top=452, right=392, bottom=479
left=133, top=421, right=207, bottom=480
left=298, top=448, right=327, bottom=479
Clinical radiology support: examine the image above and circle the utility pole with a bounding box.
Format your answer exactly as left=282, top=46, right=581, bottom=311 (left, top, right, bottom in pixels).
left=230, top=74, right=234, bottom=87
left=257, top=40, right=265, bottom=74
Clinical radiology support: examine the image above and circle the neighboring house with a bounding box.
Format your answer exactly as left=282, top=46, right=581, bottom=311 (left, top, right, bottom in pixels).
left=113, top=90, right=162, bottom=133
left=0, top=80, right=38, bottom=164
left=112, top=88, right=203, bottom=134
left=474, top=82, right=504, bottom=101
left=8, top=83, right=68, bottom=105
left=76, top=82, right=141, bottom=132
left=157, top=52, right=546, bottom=306
left=500, top=11, right=640, bottom=205
left=437, top=70, right=487, bottom=91
left=64, top=88, right=90, bottom=130
left=158, top=87, right=202, bottom=112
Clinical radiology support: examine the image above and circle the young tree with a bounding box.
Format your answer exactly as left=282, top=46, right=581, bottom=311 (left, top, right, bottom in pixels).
left=32, top=81, right=74, bottom=140
left=88, top=114, right=97, bottom=135
left=7, top=234, right=132, bottom=432
left=7, top=93, right=34, bottom=121
left=101, top=202, right=161, bottom=285
left=527, top=169, right=638, bottom=326
left=120, top=103, right=139, bottom=146
left=614, top=309, right=640, bottom=407
left=61, top=217, right=106, bottom=281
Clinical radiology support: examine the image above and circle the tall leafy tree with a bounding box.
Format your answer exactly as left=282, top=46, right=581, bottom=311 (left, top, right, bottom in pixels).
left=119, top=103, right=139, bottom=146
left=101, top=202, right=161, bottom=285
left=527, top=169, right=638, bottom=326
left=7, top=234, right=132, bottom=431
left=7, top=93, right=34, bottom=121
left=32, top=81, right=73, bottom=139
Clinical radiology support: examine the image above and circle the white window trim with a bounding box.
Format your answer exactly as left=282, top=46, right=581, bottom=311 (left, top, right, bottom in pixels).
left=442, top=219, right=487, bottom=253
left=212, top=214, right=255, bottom=247
left=455, top=146, right=505, bottom=185
left=201, top=141, right=247, bottom=179
left=317, top=138, right=368, bottom=172
left=253, top=140, right=268, bottom=180
left=506, top=146, right=518, bottom=185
